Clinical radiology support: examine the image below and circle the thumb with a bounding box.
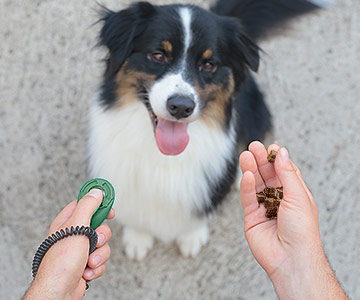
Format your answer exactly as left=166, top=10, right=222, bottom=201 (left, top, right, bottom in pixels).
left=69, top=189, right=103, bottom=226
left=274, top=147, right=307, bottom=202
left=49, top=201, right=77, bottom=233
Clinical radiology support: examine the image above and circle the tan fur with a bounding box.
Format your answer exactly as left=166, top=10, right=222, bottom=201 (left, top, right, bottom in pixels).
left=202, top=49, right=213, bottom=60
left=198, top=72, right=235, bottom=127
left=115, top=62, right=155, bottom=107
left=162, top=40, right=173, bottom=53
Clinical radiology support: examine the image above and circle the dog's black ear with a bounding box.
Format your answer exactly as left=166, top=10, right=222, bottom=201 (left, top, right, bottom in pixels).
left=232, top=32, right=260, bottom=72
left=221, top=18, right=260, bottom=84
left=99, top=2, right=156, bottom=77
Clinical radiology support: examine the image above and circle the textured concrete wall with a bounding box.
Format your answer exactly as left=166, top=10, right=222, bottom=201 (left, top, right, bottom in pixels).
left=0, top=0, right=359, bottom=299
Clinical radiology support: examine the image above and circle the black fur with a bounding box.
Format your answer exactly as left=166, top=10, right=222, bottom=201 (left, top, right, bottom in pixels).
left=98, top=3, right=261, bottom=108
left=203, top=151, right=239, bottom=215
left=211, top=0, right=319, bottom=40
left=97, top=0, right=318, bottom=215
left=236, top=74, right=272, bottom=145
left=99, top=2, right=157, bottom=78
left=98, top=2, right=157, bottom=108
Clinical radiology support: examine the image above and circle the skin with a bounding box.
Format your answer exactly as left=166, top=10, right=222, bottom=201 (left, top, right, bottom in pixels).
left=24, top=189, right=114, bottom=300
left=23, top=142, right=349, bottom=299
left=239, top=141, right=348, bottom=300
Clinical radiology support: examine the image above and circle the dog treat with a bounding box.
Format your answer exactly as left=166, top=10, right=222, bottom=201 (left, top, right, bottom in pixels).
left=256, top=192, right=266, bottom=204
left=267, top=150, right=277, bottom=163
left=256, top=186, right=283, bottom=219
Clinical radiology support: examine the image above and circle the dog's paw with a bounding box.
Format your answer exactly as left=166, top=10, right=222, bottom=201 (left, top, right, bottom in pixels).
left=177, top=225, right=209, bottom=258
left=122, top=227, right=154, bottom=261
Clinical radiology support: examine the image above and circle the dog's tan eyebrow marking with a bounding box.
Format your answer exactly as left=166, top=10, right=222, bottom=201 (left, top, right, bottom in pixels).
left=202, top=49, right=213, bottom=60
left=198, top=71, right=235, bottom=128
left=162, top=40, right=173, bottom=53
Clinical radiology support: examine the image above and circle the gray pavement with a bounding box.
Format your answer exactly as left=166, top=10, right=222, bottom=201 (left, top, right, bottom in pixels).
left=0, top=0, right=359, bottom=299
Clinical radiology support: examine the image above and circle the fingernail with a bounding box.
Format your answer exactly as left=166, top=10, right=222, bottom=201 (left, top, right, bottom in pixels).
left=279, top=147, right=289, bottom=162
left=85, top=269, right=94, bottom=279
left=98, top=233, right=105, bottom=246
left=92, top=255, right=102, bottom=267
left=87, top=189, right=102, bottom=200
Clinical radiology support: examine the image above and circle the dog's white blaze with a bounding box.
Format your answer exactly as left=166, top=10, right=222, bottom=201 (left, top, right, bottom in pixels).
left=179, top=7, right=192, bottom=62
left=148, top=7, right=199, bottom=121
left=149, top=73, right=200, bottom=121
left=88, top=98, right=235, bottom=242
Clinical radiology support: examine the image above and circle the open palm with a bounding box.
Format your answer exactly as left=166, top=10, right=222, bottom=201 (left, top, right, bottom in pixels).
left=239, top=142, right=320, bottom=278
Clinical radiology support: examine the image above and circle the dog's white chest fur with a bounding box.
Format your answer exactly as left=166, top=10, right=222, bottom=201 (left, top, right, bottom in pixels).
left=88, top=99, right=234, bottom=243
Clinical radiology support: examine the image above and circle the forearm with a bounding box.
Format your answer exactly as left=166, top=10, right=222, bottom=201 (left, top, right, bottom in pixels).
left=23, top=280, right=60, bottom=300
left=23, top=277, right=85, bottom=300
left=270, top=248, right=348, bottom=300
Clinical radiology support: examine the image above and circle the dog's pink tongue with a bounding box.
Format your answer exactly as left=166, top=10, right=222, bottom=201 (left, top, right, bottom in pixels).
left=155, top=118, right=189, bottom=155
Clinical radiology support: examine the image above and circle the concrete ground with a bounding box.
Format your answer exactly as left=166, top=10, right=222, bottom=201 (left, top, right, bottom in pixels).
left=1, top=0, right=359, bottom=299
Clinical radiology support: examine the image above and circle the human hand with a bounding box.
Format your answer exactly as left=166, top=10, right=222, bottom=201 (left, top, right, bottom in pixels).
left=239, top=141, right=321, bottom=278
left=239, top=142, right=348, bottom=299
left=24, top=189, right=114, bottom=300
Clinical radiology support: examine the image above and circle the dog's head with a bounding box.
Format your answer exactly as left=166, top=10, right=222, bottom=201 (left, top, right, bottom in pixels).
left=99, top=2, right=259, bottom=155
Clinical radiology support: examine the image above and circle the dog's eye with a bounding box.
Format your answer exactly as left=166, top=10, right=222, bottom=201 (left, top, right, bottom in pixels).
left=199, top=61, right=216, bottom=72
left=151, top=51, right=168, bottom=63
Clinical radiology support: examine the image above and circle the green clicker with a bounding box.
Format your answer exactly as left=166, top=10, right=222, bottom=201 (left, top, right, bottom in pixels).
left=77, top=178, right=115, bottom=229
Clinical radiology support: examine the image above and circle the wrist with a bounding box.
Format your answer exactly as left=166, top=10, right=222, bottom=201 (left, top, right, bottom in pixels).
left=24, top=275, right=85, bottom=300
left=270, top=246, right=324, bottom=299
left=270, top=244, right=347, bottom=300
left=23, top=278, right=64, bottom=300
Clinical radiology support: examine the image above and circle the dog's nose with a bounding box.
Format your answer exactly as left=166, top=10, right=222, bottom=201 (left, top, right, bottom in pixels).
left=166, top=95, right=195, bottom=119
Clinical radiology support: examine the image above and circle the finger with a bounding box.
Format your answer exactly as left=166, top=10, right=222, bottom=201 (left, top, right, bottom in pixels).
left=106, top=208, right=115, bottom=220
left=239, top=151, right=265, bottom=192
left=69, top=189, right=103, bottom=226
left=274, top=148, right=308, bottom=203
left=240, top=171, right=268, bottom=231
left=49, top=200, right=77, bottom=233
left=290, top=161, right=315, bottom=204
left=95, top=223, right=112, bottom=247
left=87, top=243, right=111, bottom=269
left=248, top=141, right=281, bottom=188
left=267, top=143, right=280, bottom=152
left=83, top=264, right=106, bottom=281
left=240, top=171, right=257, bottom=211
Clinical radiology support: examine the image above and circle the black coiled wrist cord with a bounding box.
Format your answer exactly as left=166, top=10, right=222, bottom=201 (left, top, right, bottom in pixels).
left=32, top=225, right=98, bottom=289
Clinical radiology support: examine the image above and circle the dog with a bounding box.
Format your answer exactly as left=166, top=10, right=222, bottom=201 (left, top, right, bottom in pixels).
left=88, top=0, right=319, bottom=260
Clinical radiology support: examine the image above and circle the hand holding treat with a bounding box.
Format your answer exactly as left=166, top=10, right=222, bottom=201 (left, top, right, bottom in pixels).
left=239, top=142, right=348, bottom=300
left=255, top=150, right=284, bottom=219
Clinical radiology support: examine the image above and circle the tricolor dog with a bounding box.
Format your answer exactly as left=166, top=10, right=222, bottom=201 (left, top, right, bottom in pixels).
left=88, top=0, right=319, bottom=260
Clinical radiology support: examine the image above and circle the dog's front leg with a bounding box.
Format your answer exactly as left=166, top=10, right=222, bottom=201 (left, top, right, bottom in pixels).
left=122, top=227, right=154, bottom=261
left=176, top=223, right=209, bottom=258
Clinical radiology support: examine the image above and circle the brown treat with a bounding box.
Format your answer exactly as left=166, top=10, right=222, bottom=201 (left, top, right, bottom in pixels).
left=256, top=192, right=266, bottom=204
left=263, top=197, right=275, bottom=209
left=256, top=185, right=283, bottom=219
left=265, top=207, right=279, bottom=219
left=267, top=150, right=277, bottom=163
left=276, top=187, right=283, bottom=199
left=264, top=186, right=276, bottom=197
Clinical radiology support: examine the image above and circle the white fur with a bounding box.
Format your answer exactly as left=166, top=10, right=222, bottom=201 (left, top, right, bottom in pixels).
left=88, top=8, right=237, bottom=258
left=88, top=98, right=235, bottom=245
left=177, top=224, right=209, bottom=258
left=122, top=227, right=154, bottom=261
left=149, top=73, right=200, bottom=121
left=179, top=7, right=192, bottom=65
left=149, top=7, right=199, bottom=122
